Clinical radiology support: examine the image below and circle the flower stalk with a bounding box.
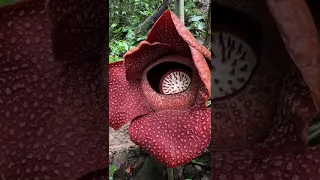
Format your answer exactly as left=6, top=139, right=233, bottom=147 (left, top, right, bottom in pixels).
left=167, top=167, right=174, bottom=180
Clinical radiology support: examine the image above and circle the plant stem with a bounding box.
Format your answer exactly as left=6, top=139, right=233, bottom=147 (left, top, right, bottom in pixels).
left=167, top=167, right=174, bottom=180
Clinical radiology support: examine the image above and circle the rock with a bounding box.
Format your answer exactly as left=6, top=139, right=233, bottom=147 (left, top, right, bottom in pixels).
left=184, top=164, right=202, bottom=178
left=134, top=156, right=167, bottom=180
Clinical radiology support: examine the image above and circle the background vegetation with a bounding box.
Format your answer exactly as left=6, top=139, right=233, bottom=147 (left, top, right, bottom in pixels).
left=109, top=0, right=210, bottom=63
left=0, top=0, right=19, bottom=6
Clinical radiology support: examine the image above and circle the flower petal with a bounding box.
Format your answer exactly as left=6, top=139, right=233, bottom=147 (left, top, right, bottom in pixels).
left=146, top=10, right=211, bottom=94
left=46, top=0, right=108, bottom=63
left=212, top=1, right=320, bottom=151
left=123, top=41, right=178, bottom=82
left=109, top=61, right=152, bottom=130
left=190, top=46, right=211, bottom=96
left=212, top=55, right=283, bottom=149
left=140, top=53, right=201, bottom=111
left=266, top=0, right=320, bottom=110
left=213, top=63, right=317, bottom=152
left=213, top=146, right=320, bottom=180
left=147, top=10, right=211, bottom=60
left=0, top=0, right=108, bottom=179
left=129, top=108, right=211, bottom=167
left=254, top=65, right=317, bottom=154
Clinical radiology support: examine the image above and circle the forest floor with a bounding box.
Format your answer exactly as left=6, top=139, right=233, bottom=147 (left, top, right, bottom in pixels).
left=109, top=125, right=211, bottom=180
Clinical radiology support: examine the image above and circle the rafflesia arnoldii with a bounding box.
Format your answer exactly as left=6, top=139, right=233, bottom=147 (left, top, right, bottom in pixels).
left=109, top=10, right=211, bottom=167
left=212, top=0, right=320, bottom=179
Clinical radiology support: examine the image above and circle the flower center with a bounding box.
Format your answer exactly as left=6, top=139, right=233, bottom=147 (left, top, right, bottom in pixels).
left=147, top=61, right=193, bottom=94
left=159, top=69, right=192, bottom=95
left=211, top=31, right=258, bottom=99
left=141, top=54, right=200, bottom=111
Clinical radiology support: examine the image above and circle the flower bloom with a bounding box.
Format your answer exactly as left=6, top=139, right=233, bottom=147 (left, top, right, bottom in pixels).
left=0, top=0, right=108, bottom=179
left=212, top=0, right=320, bottom=179
left=109, top=10, right=211, bottom=167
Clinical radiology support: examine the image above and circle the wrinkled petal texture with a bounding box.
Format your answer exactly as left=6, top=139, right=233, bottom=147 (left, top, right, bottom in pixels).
left=212, top=38, right=286, bottom=149
left=147, top=10, right=210, bottom=59
left=255, top=0, right=320, bottom=154
left=109, top=61, right=152, bottom=130
left=266, top=0, right=320, bottom=110
left=213, top=146, right=320, bottom=180
left=213, top=63, right=316, bottom=152
left=46, top=0, right=108, bottom=63
left=124, top=41, right=174, bottom=82
left=190, top=46, right=211, bottom=97
left=254, top=65, right=317, bottom=154
left=129, top=108, right=211, bottom=167
left=0, top=0, right=108, bottom=179
left=147, top=10, right=211, bottom=94
left=212, top=0, right=320, bottom=179
left=212, top=0, right=319, bottom=152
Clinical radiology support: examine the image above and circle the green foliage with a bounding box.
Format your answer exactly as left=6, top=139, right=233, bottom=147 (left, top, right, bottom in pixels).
left=109, top=0, right=161, bottom=63
left=192, top=153, right=210, bottom=167
left=0, top=0, right=17, bottom=6
left=183, top=0, right=208, bottom=45
left=109, top=0, right=209, bottom=63
left=206, top=100, right=211, bottom=108
left=308, top=118, right=320, bottom=146
left=109, top=164, right=118, bottom=180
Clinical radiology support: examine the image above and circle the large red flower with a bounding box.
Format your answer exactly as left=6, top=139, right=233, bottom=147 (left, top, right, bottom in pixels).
left=109, top=10, right=211, bottom=167
left=0, top=0, right=108, bottom=179
left=212, top=0, right=320, bottom=179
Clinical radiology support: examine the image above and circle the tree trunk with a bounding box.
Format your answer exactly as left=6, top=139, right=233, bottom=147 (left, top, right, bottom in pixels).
left=174, top=0, right=184, bottom=24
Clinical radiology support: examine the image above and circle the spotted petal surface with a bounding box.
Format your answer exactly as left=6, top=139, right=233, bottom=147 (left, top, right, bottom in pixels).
left=266, top=0, right=320, bottom=110
left=212, top=0, right=320, bottom=179
left=130, top=108, right=211, bottom=167
left=124, top=41, right=174, bottom=82
left=109, top=61, right=152, bottom=130
left=147, top=10, right=211, bottom=95
left=212, top=0, right=319, bottom=150
left=46, top=0, right=108, bottom=63
left=109, top=9, right=211, bottom=167
left=0, top=0, right=108, bottom=179
left=213, top=146, right=320, bottom=180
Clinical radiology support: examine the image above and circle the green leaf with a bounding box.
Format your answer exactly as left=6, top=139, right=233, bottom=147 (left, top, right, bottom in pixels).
left=191, top=159, right=206, bottom=166
left=0, top=0, right=16, bottom=6
left=126, top=29, right=135, bottom=40
left=120, top=41, right=129, bottom=51
left=197, top=22, right=205, bottom=30
left=206, top=100, right=211, bottom=108
left=109, top=165, right=118, bottom=177
left=190, top=16, right=204, bottom=22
